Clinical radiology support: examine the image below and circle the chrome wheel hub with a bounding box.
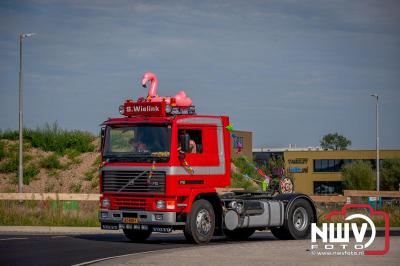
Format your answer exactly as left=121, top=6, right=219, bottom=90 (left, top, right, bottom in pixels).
left=292, top=207, right=308, bottom=231
left=196, top=209, right=212, bottom=235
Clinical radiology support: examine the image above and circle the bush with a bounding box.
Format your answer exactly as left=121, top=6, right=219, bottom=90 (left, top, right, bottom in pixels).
left=70, top=182, right=82, bottom=193
left=23, top=164, right=40, bottom=185
left=0, top=156, right=18, bottom=173
left=91, top=177, right=99, bottom=189
left=93, top=155, right=101, bottom=167
left=0, top=130, right=19, bottom=140
left=232, top=156, right=262, bottom=182
left=65, top=148, right=81, bottom=160
left=84, top=169, right=95, bottom=181
left=231, top=172, right=258, bottom=191
left=381, top=159, right=400, bottom=191
left=342, top=160, right=375, bottom=190
left=0, top=141, right=5, bottom=160
left=64, top=149, right=82, bottom=165
left=1, top=123, right=97, bottom=155
left=40, top=154, right=62, bottom=169
left=24, top=123, right=96, bottom=154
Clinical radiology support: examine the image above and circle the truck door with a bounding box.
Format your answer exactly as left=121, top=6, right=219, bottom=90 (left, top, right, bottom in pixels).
left=177, top=126, right=220, bottom=169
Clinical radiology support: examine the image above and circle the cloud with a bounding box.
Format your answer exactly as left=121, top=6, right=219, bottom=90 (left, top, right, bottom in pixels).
left=0, top=0, right=399, bottom=149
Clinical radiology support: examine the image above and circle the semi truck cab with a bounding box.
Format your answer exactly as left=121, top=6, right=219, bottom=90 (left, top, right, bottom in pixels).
left=99, top=73, right=316, bottom=244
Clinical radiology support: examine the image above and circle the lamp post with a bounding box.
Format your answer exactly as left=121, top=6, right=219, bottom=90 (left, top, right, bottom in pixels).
left=18, top=32, right=36, bottom=193
left=370, top=94, right=379, bottom=192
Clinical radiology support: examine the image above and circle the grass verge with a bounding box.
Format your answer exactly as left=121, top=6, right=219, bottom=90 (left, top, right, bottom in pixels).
left=0, top=200, right=99, bottom=227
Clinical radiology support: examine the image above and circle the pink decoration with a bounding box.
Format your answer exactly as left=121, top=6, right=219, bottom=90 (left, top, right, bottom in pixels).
left=141, top=72, right=193, bottom=107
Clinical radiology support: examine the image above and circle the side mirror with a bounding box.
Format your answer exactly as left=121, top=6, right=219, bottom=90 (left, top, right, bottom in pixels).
left=180, top=133, right=190, bottom=153
left=178, top=150, right=186, bottom=161
left=100, top=127, right=106, bottom=151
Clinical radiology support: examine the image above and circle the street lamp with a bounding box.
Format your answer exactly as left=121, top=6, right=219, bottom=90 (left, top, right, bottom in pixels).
left=18, top=32, right=36, bottom=193
left=370, top=94, right=379, bottom=192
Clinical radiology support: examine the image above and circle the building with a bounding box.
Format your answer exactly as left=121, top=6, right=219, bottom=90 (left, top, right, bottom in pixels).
left=230, top=130, right=252, bottom=159
left=254, top=148, right=400, bottom=195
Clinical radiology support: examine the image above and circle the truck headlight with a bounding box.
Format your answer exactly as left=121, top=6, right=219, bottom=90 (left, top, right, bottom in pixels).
left=156, top=200, right=166, bottom=209
left=102, top=198, right=111, bottom=208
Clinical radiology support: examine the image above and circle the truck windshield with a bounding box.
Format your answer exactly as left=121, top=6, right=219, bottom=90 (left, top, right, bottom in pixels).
left=103, top=125, right=171, bottom=162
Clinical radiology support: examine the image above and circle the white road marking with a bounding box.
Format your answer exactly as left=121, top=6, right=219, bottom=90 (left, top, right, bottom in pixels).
left=72, top=250, right=163, bottom=266
left=0, top=237, right=28, bottom=241
left=72, top=245, right=203, bottom=266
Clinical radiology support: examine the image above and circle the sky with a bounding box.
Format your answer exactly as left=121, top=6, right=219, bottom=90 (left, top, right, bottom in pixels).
left=0, top=0, right=399, bottom=149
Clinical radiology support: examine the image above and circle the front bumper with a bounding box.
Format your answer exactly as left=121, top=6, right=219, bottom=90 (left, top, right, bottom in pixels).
left=99, top=209, right=185, bottom=229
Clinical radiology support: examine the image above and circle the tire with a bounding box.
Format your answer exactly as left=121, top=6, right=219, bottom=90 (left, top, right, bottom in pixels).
left=184, top=199, right=215, bottom=244
left=123, top=228, right=152, bottom=242
left=271, top=198, right=314, bottom=240
left=224, top=228, right=256, bottom=241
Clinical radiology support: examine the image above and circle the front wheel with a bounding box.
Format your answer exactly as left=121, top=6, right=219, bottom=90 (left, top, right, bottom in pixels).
left=271, top=198, right=314, bottom=240
left=123, top=228, right=152, bottom=242
left=184, top=199, right=215, bottom=244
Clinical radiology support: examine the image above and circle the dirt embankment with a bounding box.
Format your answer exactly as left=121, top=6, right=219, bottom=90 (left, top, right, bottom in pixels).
left=0, top=140, right=100, bottom=193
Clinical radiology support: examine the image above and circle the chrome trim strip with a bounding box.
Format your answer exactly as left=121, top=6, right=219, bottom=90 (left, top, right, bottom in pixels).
left=102, top=166, right=225, bottom=175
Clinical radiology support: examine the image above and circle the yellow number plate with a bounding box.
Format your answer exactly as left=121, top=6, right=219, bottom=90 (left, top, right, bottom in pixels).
left=123, top=217, right=139, bottom=224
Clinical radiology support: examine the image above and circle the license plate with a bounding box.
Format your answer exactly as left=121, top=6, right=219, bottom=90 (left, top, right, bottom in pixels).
left=123, top=217, right=139, bottom=224
left=101, top=224, right=118, bottom=230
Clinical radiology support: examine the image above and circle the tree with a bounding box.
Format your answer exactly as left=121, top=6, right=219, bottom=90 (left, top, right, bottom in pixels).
left=381, top=159, right=400, bottom=191
left=320, top=133, right=351, bottom=150
left=342, top=160, right=375, bottom=190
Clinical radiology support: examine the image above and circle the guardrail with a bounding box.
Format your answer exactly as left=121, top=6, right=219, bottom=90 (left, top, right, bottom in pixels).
left=0, top=190, right=398, bottom=202
left=0, top=193, right=99, bottom=201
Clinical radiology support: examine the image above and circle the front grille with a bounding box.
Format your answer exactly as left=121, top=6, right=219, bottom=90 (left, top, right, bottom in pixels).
left=102, top=170, right=166, bottom=193
left=114, top=197, right=147, bottom=209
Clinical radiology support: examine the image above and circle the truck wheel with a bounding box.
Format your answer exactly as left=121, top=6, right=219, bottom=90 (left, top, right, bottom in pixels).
left=224, top=228, right=256, bottom=241
left=271, top=198, right=314, bottom=240
left=184, top=199, right=215, bottom=244
left=123, top=228, right=152, bottom=242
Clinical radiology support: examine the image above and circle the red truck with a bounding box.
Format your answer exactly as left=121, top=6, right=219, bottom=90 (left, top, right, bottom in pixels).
left=98, top=72, right=316, bottom=244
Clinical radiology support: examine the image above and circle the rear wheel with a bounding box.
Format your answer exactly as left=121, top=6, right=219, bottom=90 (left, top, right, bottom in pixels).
left=123, top=228, right=152, bottom=242
left=184, top=199, right=215, bottom=244
left=271, top=198, right=314, bottom=240
left=224, top=228, right=256, bottom=241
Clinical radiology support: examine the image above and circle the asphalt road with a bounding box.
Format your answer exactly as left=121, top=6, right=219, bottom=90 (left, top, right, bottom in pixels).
left=0, top=231, right=276, bottom=266
left=0, top=231, right=398, bottom=266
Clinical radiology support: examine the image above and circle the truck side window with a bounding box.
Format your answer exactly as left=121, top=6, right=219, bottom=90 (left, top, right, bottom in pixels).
left=178, top=129, right=203, bottom=154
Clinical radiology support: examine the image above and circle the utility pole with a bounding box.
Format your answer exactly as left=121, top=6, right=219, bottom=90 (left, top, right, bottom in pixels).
left=18, top=33, right=36, bottom=193
left=370, top=94, right=379, bottom=192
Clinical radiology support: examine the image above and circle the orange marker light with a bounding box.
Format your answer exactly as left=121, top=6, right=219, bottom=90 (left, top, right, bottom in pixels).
left=170, top=97, right=177, bottom=107
left=166, top=200, right=176, bottom=210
